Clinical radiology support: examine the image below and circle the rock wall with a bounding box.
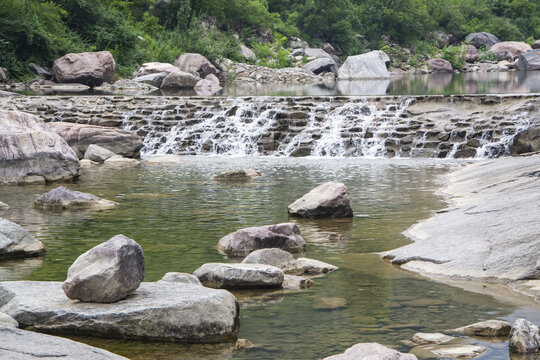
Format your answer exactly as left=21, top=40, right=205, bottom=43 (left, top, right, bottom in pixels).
left=0, top=94, right=538, bottom=158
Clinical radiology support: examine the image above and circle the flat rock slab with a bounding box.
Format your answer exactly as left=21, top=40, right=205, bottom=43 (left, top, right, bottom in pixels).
left=0, top=281, right=239, bottom=343
left=382, top=154, right=540, bottom=293
left=412, top=344, right=486, bottom=359
left=324, top=342, right=417, bottom=359
left=0, top=218, right=45, bottom=260
left=412, top=332, right=455, bottom=345
left=193, top=263, right=284, bottom=289
left=455, top=319, right=511, bottom=337
left=33, top=186, right=118, bottom=210
left=213, top=169, right=261, bottom=181
left=0, top=326, right=127, bottom=359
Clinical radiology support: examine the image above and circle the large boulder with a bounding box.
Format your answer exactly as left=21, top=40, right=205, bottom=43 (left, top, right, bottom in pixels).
left=489, top=42, right=532, bottom=60
left=324, top=342, right=418, bottom=360
left=241, top=248, right=299, bottom=273
left=173, top=53, right=219, bottom=78
left=62, top=235, right=144, bottom=303
left=338, top=51, right=390, bottom=79
left=161, top=71, right=201, bottom=89
left=0, top=281, right=239, bottom=342
left=515, top=50, right=540, bottom=71
left=465, top=32, right=500, bottom=49
left=47, top=122, right=143, bottom=159
left=455, top=319, right=511, bottom=336
left=52, top=51, right=115, bottom=87
left=463, top=45, right=479, bottom=63
left=135, top=62, right=178, bottom=77
left=0, top=218, right=45, bottom=260
left=33, top=186, right=118, bottom=211
left=303, top=58, right=338, bottom=76
left=84, top=144, right=117, bottom=163
left=288, top=182, right=353, bottom=218
left=0, top=110, right=79, bottom=185
left=428, top=58, right=453, bottom=73
left=511, top=127, right=540, bottom=154
left=509, top=318, right=540, bottom=354
left=133, top=72, right=169, bottom=88
left=0, top=327, right=128, bottom=359
left=193, top=263, right=284, bottom=289
left=217, top=223, right=306, bottom=256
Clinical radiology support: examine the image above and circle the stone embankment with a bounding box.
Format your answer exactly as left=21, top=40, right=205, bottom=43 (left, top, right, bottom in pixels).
left=0, top=94, right=538, bottom=158
left=382, top=153, right=540, bottom=301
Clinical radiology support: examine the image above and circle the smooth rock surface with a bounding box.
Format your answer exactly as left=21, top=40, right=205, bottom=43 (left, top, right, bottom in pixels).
left=62, top=235, right=145, bottom=303
left=33, top=186, right=118, bottom=210
left=465, top=32, right=500, bottom=48
left=515, top=50, right=540, bottom=71
left=464, top=45, right=479, bottom=63
left=288, top=182, right=353, bottom=218
left=323, top=342, right=417, bottom=360
left=412, top=332, right=454, bottom=344
left=511, top=127, right=540, bottom=154
left=174, top=53, right=219, bottom=78
left=193, top=263, right=284, bottom=289
left=161, top=71, right=200, bottom=89
left=218, top=223, right=306, bottom=256
left=84, top=144, right=117, bottom=163
left=135, top=62, right=178, bottom=77
left=455, top=319, right=512, bottom=337
left=428, top=58, right=453, bottom=73
left=0, top=110, right=79, bottom=185
left=52, top=51, right=115, bottom=87
left=303, top=58, right=338, bottom=75
left=0, top=218, right=45, bottom=260
left=213, top=169, right=261, bottom=181
left=382, top=154, right=540, bottom=295
left=338, top=51, right=390, bottom=79
left=304, top=48, right=333, bottom=60
left=47, top=122, right=142, bottom=159
left=103, top=155, right=140, bottom=167
left=242, top=248, right=299, bottom=273
left=509, top=318, right=540, bottom=354
left=0, top=326, right=128, bottom=359
left=489, top=42, right=532, bottom=60
left=159, top=272, right=202, bottom=285
left=412, top=344, right=486, bottom=359
left=296, top=258, right=338, bottom=275
left=0, top=312, right=18, bottom=328
left=0, top=281, right=239, bottom=342
left=133, top=72, right=168, bottom=88
left=282, top=274, right=314, bottom=290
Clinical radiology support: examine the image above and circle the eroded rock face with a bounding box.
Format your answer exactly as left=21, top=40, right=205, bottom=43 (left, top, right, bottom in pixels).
left=324, top=342, right=417, bottom=360
left=455, top=319, right=511, bottom=337
left=62, top=235, right=145, bottom=303
left=0, top=218, right=46, bottom=260
left=218, top=223, right=306, bottom=256
left=161, top=71, right=201, bottom=89
left=511, top=127, right=540, bottom=154
left=338, top=51, right=390, bottom=79
left=0, top=110, right=79, bottom=185
left=33, top=186, right=118, bottom=211
left=174, top=53, right=219, bottom=78
left=509, top=318, right=540, bottom=354
left=0, top=327, right=128, bottom=359
left=465, top=32, right=500, bottom=49
left=288, top=182, right=353, bottom=218
left=135, top=62, right=178, bottom=77
left=515, top=50, right=540, bottom=71
left=489, top=42, right=532, bottom=60
left=213, top=169, right=261, bottom=181
left=193, top=263, right=284, bottom=289
left=428, top=59, right=453, bottom=73
left=241, top=248, right=299, bottom=273
left=47, top=122, right=142, bottom=159
left=84, top=144, right=117, bottom=163
left=52, top=51, right=115, bottom=87
left=0, top=281, right=239, bottom=342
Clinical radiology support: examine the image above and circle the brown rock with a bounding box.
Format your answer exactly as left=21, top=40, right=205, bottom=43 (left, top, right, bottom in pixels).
left=173, top=53, right=219, bottom=78
left=52, top=51, right=115, bottom=87
left=489, top=42, right=532, bottom=60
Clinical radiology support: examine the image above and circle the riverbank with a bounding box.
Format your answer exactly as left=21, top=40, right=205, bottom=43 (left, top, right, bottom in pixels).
left=382, top=153, right=540, bottom=302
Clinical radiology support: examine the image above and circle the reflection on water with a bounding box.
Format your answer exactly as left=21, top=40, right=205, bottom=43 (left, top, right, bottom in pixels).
left=0, top=157, right=538, bottom=359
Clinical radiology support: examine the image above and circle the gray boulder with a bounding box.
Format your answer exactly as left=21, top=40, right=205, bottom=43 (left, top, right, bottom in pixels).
left=433, top=30, right=450, bottom=48
left=455, top=319, right=511, bottom=336
left=47, top=122, right=143, bottom=159
left=217, top=223, right=306, bottom=256
left=52, top=51, right=115, bottom=87
left=28, top=63, right=53, bottom=80
left=465, top=32, right=500, bottom=48
left=133, top=72, right=169, bottom=88
left=159, top=272, right=202, bottom=285
left=515, top=50, right=540, bottom=71
left=296, top=258, right=338, bottom=274
left=282, top=275, right=314, bottom=290
left=194, top=74, right=222, bottom=96
left=193, top=263, right=284, bottom=289
left=0, top=327, right=128, bottom=359
left=324, top=342, right=418, bottom=360
left=464, top=45, right=479, bottom=63
left=428, top=58, right=453, bottom=73
left=288, top=182, right=353, bottom=218
left=33, top=186, right=118, bottom=211
left=62, top=235, right=144, bottom=303
left=304, top=48, right=333, bottom=60
left=290, top=37, right=309, bottom=49
left=135, top=62, right=178, bottom=77
left=84, top=144, right=117, bottom=163
left=303, top=58, right=338, bottom=76
left=242, top=248, right=299, bottom=273
left=489, top=41, right=532, bottom=60
left=338, top=51, right=390, bottom=79
left=0, top=218, right=45, bottom=260
left=0, top=281, right=239, bottom=342
left=0, top=312, right=18, bottom=328
left=0, top=110, right=79, bottom=185
left=534, top=40, right=540, bottom=49
left=492, top=49, right=514, bottom=62
left=161, top=71, right=201, bottom=89
left=509, top=318, right=540, bottom=354
left=213, top=169, right=261, bottom=181
left=511, top=127, right=540, bottom=154
left=0, top=201, right=9, bottom=210
left=240, top=44, right=256, bottom=60
left=174, top=53, right=219, bottom=78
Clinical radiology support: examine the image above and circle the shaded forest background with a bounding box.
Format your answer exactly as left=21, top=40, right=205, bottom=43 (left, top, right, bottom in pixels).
left=1, top=0, right=539, bottom=78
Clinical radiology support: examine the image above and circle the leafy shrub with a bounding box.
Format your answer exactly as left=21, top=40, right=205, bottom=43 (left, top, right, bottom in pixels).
left=441, top=45, right=466, bottom=69
left=252, top=34, right=293, bottom=68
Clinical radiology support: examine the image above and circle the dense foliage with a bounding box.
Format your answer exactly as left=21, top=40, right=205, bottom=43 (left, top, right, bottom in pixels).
left=1, top=0, right=539, bottom=79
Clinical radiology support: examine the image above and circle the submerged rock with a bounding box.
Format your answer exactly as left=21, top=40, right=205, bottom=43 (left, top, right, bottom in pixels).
left=242, top=248, right=299, bottom=273
left=33, top=186, right=118, bottom=211
left=234, top=338, right=254, bottom=352
left=0, top=218, right=46, bottom=260
left=509, top=318, right=540, bottom=354
left=0, top=281, right=239, bottom=342
left=218, top=223, right=306, bottom=256
left=455, top=319, right=511, bottom=337
left=52, top=51, right=115, bottom=87
left=288, top=182, right=353, bottom=218
left=412, top=332, right=455, bottom=345
left=0, top=110, right=79, bottom=185
left=411, top=344, right=486, bottom=359
left=0, top=311, right=18, bottom=328
left=295, top=258, right=338, bottom=275
left=0, top=327, right=128, bottom=359
left=282, top=274, right=314, bottom=290
left=324, top=342, right=417, bottom=360
left=160, top=272, right=202, bottom=285
left=144, top=154, right=183, bottom=164
left=103, top=155, right=140, bottom=167
left=62, top=235, right=145, bottom=303
left=193, top=263, right=284, bottom=289
left=84, top=144, right=117, bottom=163
left=213, top=169, right=261, bottom=181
